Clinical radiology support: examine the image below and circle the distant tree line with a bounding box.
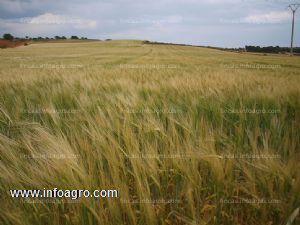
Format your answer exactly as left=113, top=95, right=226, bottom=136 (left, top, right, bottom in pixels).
left=245, top=46, right=300, bottom=54
left=143, top=41, right=245, bottom=52
left=143, top=40, right=194, bottom=47
left=143, top=41, right=300, bottom=54
left=2, top=33, right=89, bottom=41
left=3, top=33, right=14, bottom=40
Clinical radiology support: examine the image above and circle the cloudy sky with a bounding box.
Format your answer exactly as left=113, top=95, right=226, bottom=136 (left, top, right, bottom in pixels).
left=0, top=0, right=299, bottom=47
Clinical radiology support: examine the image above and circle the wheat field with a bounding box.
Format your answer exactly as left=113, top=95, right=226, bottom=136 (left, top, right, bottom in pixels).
left=0, top=40, right=299, bottom=225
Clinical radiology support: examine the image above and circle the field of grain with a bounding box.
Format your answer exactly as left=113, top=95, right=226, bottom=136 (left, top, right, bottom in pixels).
left=0, top=40, right=299, bottom=225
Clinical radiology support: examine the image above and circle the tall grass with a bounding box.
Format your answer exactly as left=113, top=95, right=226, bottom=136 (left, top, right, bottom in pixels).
left=0, top=40, right=299, bottom=225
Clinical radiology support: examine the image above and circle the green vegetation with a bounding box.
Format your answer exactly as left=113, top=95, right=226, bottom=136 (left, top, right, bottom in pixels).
left=0, top=40, right=299, bottom=225
left=245, top=46, right=300, bottom=54
left=2, top=33, right=14, bottom=41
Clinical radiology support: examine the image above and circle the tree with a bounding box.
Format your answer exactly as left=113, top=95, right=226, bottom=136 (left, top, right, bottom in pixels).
left=71, top=36, right=79, bottom=39
left=3, top=33, right=14, bottom=41
left=54, top=36, right=65, bottom=39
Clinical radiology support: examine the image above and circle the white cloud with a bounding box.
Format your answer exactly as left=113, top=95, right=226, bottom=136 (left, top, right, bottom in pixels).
left=242, top=11, right=291, bottom=24
left=20, top=13, right=97, bottom=28
left=119, top=15, right=183, bottom=25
